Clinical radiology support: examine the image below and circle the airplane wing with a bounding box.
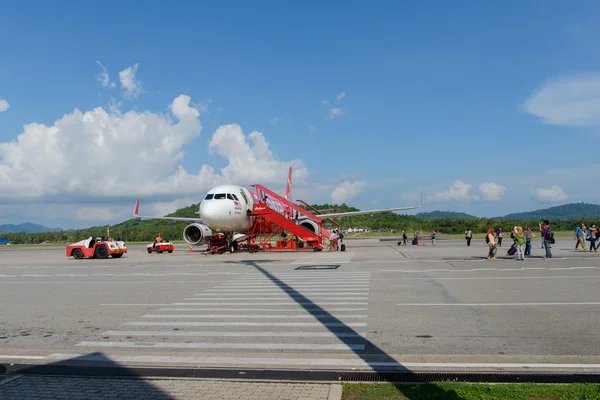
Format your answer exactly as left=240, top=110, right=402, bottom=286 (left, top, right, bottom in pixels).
left=132, top=199, right=202, bottom=223
left=317, top=205, right=421, bottom=218
left=313, top=191, right=423, bottom=218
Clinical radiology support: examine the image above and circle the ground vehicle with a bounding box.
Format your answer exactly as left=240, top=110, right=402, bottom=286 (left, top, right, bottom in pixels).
left=147, top=241, right=174, bottom=254
left=66, top=237, right=127, bottom=259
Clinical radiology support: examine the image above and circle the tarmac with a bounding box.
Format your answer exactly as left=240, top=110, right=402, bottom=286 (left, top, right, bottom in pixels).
left=1, top=236, right=600, bottom=398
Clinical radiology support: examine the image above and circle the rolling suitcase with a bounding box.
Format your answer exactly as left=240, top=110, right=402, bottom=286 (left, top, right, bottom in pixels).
left=507, top=244, right=517, bottom=256
left=340, top=243, right=346, bottom=251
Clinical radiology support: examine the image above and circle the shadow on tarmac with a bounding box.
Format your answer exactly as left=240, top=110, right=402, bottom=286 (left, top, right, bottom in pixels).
left=227, top=259, right=465, bottom=400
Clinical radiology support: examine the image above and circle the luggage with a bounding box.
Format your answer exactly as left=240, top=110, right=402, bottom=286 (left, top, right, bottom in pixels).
left=340, top=243, right=346, bottom=252
left=507, top=244, right=517, bottom=256
left=412, top=238, right=418, bottom=245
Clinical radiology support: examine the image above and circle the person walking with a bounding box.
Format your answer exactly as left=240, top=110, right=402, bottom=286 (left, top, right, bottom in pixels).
left=431, top=230, right=436, bottom=246
left=514, top=226, right=526, bottom=260
left=496, top=228, right=504, bottom=247
left=589, top=224, right=598, bottom=253
left=524, top=226, right=534, bottom=256
left=465, top=229, right=473, bottom=246
left=486, top=228, right=497, bottom=260
left=539, top=220, right=553, bottom=259
left=575, top=223, right=587, bottom=251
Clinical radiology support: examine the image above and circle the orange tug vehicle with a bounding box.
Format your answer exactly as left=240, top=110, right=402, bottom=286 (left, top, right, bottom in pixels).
left=66, top=237, right=127, bottom=259
left=147, top=234, right=174, bottom=254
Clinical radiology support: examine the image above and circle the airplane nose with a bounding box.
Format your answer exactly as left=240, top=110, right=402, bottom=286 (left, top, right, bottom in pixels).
left=199, top=202, right=219, bottom=226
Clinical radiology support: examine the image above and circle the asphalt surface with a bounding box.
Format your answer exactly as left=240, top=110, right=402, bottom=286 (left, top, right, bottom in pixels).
left=1, top=237, right=600, bottom=373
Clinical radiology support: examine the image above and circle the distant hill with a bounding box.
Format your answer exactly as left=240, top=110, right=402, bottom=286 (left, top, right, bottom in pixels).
left=0, top=222, right=63, bottom=234
left=502, top=203, right=600, bottom=221
left=416, top=211, right=478, bottom=220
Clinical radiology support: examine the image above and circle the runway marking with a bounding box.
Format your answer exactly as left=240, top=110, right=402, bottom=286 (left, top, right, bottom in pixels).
left=184, top=297, right=369, bottom=300
left=75, top=341, right=365, bottom=350
left=39, top=354, right=600, bottom=369
left=158, top=307, right=369, bottom=312
left=204, top=288, right=368, bottom=292
left=102, top=304, right=173, bottom=306
left=0, top=355, right=46, bottom=360
left=195, top=292, right=369, bottom=296
left=140, top=314, right=367, bottom=319
left=124, top=321, right=367, bottom=327
left=219, top=284, right=370, bottom=287
left=172, top=302, right=369, bottom=305
left=395, top=275, right=600, bottom=281
left=101, top=331, right=367, bottom=338
left=0, top=280, right=226, bottom=284
left=397, top=302, right=600, bottom=306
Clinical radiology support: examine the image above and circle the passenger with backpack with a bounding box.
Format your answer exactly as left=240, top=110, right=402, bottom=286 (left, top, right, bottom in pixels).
left=539, top=220, right=553, bottom=259
left=486, top=228, right=497, bottom=260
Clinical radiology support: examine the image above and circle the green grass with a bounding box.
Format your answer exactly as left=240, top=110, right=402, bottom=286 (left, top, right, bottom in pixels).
left=342, top=382, right=600, bottom=400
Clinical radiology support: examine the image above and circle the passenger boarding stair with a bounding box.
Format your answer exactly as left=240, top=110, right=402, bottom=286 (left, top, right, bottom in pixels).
left=249, top=184, right=331, bottom=250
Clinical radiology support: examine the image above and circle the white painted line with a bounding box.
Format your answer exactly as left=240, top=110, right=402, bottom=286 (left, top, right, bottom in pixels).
left=76, top=341, right=365, bottom=350
left=41, top=354, right=600, bottom=369
left=124, top=321, right=367, bottom=327
left=397, top=302, right=600, bottom=306
left=101, top=331, right=367, bottom=338
left=204, top=288, right=369, bottom=296
left=183, top=297, right=368, bottom=300
left=0, top=275, right=17, bottom=277
left=392, top=275, right=600, bottom=281
left=140, top=314, right=367, bottom=319
left=195, top=293, right=369, bottom=297
left=219, top=284, right=370, bottom=288
left=160, top=307, right=368, bottom=312
left=172, top=302, right=369, bottom=305
left=0, top=355, right=47, bottom=360
left=0, top=280, right=227, bottom=284
left=102, top=304, right=173, bottom=306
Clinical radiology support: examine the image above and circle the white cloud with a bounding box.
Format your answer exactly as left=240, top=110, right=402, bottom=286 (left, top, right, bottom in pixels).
left=336, top=92, right=346, bottom=101
left=533, top=185, right=568, bottom=202
left=269, top=117, right=282, bottom=125
left=331, top=180, right=366, bottom=204
left=119, top=63, right=143, bottom=99
left=479, top=182, right=506, bottom=201
left=0, top=94, right=308, bottom=204
left=309, top=125, right=317, bottom=133
left=428, top=180, right=479, bottom=202
left=321, top=100, right=330, bottom=106
left=95, top=61, right=115, bottom=88
left=0, top=98, right=9, bottom=112
left=151, top=198, right=197, bottom=216
left=75, top=207, right=117, bottom=221
left=522, top=73, right=600, bottom=127
left=329, top=107, right=343, bottom=119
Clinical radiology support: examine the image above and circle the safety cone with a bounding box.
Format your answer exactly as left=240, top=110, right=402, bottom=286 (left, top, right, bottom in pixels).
left=189, top=245, right=193, bottom=253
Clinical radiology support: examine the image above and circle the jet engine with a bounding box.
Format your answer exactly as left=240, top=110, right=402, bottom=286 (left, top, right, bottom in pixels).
left=183, top=223, right=213, bottom=245
left=299, top=219, right=319, bottom=235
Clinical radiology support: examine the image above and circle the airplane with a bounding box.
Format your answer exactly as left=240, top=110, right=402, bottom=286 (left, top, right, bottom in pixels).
left=133, top=166, right=422, bottom=250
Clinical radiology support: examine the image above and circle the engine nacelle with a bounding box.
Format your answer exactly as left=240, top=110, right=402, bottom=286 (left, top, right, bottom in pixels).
left=183, top=223, right=213, bottom=245
left=299, top=219, right=319, bottom=235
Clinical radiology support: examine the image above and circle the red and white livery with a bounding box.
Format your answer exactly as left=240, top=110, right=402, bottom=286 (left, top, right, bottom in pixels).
left=66, top=237, right=127, bottom=259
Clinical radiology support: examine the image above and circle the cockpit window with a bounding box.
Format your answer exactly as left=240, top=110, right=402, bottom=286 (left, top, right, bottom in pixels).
left=204, top=194, right=214, bottom=200
left=231, top=193, right=239, bottom=201
left=214, top=193, right=226, bottom=199
left=226, top=194, right=235, bottom=200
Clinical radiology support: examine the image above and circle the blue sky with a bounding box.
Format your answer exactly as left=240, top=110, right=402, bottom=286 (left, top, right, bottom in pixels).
left=1, top=0, right=600, bottom=229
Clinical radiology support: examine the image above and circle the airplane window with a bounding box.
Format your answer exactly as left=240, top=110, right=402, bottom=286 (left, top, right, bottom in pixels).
left=214, top=193, right=226, bottom=199
left=204, top=194, right=214, bottom=200
left=227, top=194, right=234, bottom=200
left=231, top=194, right=239, bottom=201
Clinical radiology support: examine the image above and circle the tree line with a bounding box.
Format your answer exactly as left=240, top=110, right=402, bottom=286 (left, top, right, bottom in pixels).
left=2, top=202, right=598, bottom=244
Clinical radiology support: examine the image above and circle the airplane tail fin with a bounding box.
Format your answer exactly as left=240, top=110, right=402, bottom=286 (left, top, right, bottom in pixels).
left=285, top=166, right=292, bottom=202
left=134, top=199, right=140, bottom=217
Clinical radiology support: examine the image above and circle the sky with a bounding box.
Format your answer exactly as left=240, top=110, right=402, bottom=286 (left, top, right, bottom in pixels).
left=1, top=0, right=600, bottom=229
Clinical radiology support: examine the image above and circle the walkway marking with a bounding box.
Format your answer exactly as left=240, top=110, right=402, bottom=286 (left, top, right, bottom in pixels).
left=394, top=275, right=600, bottom=281
left=102, top=330, right=367, bottom=338
left=397, top=302, right=600, bottom=306
left=124, top=321, right=367, bottom=327
left=159, top=307, right=369, bottom=312
left=172, top=302, right=369, bottom=306
left=40, top=354, right=600, bottom=369
left=183, top=297, right=368, bottom=301
left=76, top=341, right=365, bottom=350
left=140, top=314, right=367, bottom=319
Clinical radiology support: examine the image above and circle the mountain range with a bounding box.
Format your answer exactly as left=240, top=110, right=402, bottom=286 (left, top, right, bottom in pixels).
left=2, top=203, right=600, bottom=234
